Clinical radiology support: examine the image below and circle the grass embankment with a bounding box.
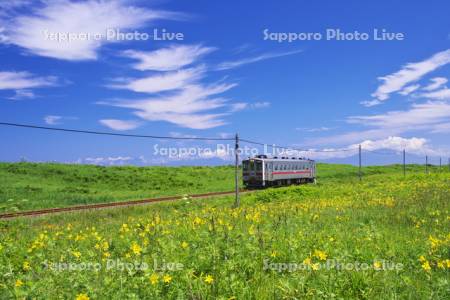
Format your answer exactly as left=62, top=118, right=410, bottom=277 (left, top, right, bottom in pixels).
left=0, top=166, right=449, bottom=299
left=0, top=162, right=440, bottom=212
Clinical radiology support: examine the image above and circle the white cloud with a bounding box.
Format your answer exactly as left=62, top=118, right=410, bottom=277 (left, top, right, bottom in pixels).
left=349, top=102, right=450, bottom=130
left=122, top=45, right=215, bottom=71
left=82, top=156, right=133, bottom=165
left=216, top=50, right=302, bottom=70
left=0, top=71, right=58, bottom=90
left=169, top=132, right=198, bottom=139
left=357, top=136, right=427, bottom=154
left=109, top=67, right=204, bottom=94
left=7, top=89, right=35, bottom=100
left=0, top=0, right=31, bottom=10
left=99, top=119, right=141, bottom=131
left=365, top=49, right=450, bottom=106
left=44, top=115, right=77, bottom=125
left=422, top=77, right=448, bottom=91
left=296, top=127, right=334, bottom=133
left=285, top=136, right=447, bottom=160
left=398, top=84, right=420, bottom=96
left=230, top=101, right=270, bottom=112
left=44, top=115, right=62, bottom=125
left=431, top=122, right=450, bottom=133
left=309, top=101, right=450, bottom=146
left=104, top=83, right=236, bottom=129
left=419, top=88, right=450, bottom=100
left=1, top=0, right=183, bottom=60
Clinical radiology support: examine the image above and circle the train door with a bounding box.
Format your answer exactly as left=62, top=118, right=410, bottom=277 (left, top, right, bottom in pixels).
left=268, top=162, right=273, bottom=180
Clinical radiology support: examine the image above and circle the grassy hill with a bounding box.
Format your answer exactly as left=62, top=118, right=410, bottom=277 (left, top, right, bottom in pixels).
left=0, top=164, right=448, bottom=298
left=0, top=162, right=441, bottom=212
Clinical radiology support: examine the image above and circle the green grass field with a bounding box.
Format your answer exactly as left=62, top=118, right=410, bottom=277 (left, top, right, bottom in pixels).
left=0, top=163, right=449, bottom=299
left=0, top=162, right=442, bottom=212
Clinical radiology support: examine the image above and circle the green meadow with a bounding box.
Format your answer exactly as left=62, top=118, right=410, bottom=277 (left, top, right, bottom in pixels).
left=0, top=162, right=441, bottom=212
left=0, top=163, right=449, bottom=299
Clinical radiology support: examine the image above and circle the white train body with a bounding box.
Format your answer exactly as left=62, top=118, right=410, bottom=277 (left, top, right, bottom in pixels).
left=242, top=156, right=316, bottom=188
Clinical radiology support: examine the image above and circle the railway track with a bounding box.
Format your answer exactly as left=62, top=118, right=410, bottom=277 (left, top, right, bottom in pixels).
left=0, top=190, right=248, bottom=220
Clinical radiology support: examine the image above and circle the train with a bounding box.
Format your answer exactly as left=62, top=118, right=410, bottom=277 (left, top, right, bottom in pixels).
left=242, top=155, right=316, bottom=188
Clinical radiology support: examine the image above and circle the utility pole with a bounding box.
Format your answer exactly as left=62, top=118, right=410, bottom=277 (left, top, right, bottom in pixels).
left=358, top=144, right=362, bottom=181
left=234, top=133, right=240, bottom=208
left=439, top=157, right=442, bottom=172
left=425, top=156, right=428, bottom=174
left=403, top=149, right=406, bottom=177
left=448, top=158, right=450, bottom=172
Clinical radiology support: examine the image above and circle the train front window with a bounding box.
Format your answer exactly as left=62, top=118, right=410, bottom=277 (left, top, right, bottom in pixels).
left=243, top=161, right=249, bottom=171
left=255, top=161, right=262, bottom=171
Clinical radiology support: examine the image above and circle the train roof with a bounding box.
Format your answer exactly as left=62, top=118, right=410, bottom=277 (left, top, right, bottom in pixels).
left=244, top=156, right=314, bottom=162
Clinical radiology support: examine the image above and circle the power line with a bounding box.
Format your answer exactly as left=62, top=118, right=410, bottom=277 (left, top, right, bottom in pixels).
left=240, top=138, right=356, bottom=153
left=363, top=148, right=400, bottom=155
left=0, top=122, right=233, bottom=141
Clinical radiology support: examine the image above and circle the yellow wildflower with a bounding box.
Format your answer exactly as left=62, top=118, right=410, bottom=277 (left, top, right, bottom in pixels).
left=204, top=274, right=214, bottom=284
left=72, top=251, right=81, bottom=259
left=314, top=250, right=327, bottom=261
left=270, top=250, right=278, bottom=258
left=75, top=293, right=90, bottom=300
left=248, top=225, right=256, bottom=235
left=163, top=274, right=172, bottom=283
left=130, top=242, right=142, bottom=256
left=23, top=261, right=31, bottom=271
left=421, top=261, right=431, bottom=272
left=373, top=261, right=382, bottom=270
left=181, top=241, right=189, bottom=249
left=15, top=279, right=23, bottom=287
left=149, top=273, right=159, bottom=285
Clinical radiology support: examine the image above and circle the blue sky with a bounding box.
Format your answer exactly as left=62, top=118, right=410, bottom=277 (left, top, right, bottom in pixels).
left=0, top=0, right=449, bottom=165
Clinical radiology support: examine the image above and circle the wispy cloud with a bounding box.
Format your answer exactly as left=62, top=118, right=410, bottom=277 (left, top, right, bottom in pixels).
left=44, top=115, right=62, bottom=125
left=216, top=50, right=302, bottom=70
left=398, top=84, right=420, bottom=96
left=44, top=115, right=77, bottom=125
left=418, top=88, right=450, bottom=100
left=80, top=156, right=134, bottom=165
left=7, top=89, right=35, bottom=100
left=122, top=45, right=216, bottom=71
left=99, top=119, right=141, bottom=131
left=229, top=101, right=270, bottom=112
left=0, top=0, right=31, bottom=10
left=363, top=49, right=450, bottom=106
left=104, top=83, right=235, bottom=129
left=108, top=67, right=205, bottom=94
left=1, top=0, right=184, bottom=60
left=287, top=136, right=447, bottom=160
left=0, top=71, right=58, bottom=90
left=311, top=101, right=450, bottom=145
left=422, top=77, right=448, bottom=91
left=296, top=127, right=334, bottom=133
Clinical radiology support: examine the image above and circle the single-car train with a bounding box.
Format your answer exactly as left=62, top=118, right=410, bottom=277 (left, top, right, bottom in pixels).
left=242, top=155, right=316, bottom=188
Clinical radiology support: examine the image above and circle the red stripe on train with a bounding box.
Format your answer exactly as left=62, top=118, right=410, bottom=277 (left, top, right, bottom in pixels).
left=272, top=171, right=311, bottom=175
